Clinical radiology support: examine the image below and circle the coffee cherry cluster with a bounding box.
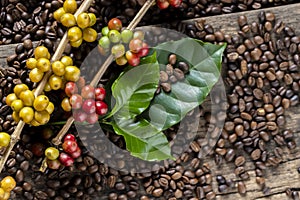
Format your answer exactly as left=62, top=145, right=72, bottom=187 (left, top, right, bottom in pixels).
left=26, top=46, right=51, bottom=83
left=98, top=18, right=149, bottom=67
left=0, top=132, right=10, bottom=148
left=156, top=0, right=182, bottom=10
left=61, top=78, right=108, bottom=124
left=53, top=0, right=97, bottom=47
left=44, top=55, right=81, bottom=92
left=6, top=84, right=55, bottom=126
left=45, top=134, right=81, bottom=169
left=0, top=176, right=16, bottom=200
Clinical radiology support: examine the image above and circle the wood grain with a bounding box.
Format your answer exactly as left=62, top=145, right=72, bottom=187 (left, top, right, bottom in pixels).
left=0, top=3, right=299, bottom=199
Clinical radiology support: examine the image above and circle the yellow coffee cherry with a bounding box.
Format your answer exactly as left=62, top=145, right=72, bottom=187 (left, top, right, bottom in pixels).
left=63, top=0, right=77, bottom=14
left=13, top=84, right=29, bottom=98
left=68, top=26, right=82, bottom=42
left=77, top=13, right=90, bottom=29
left=12, top=111, right=20, bottom=123
left=26, top=58, right=38, bottom=69
left=52, top=61, right=65, bottom=76
left=33, top=95, right=49, bottom=111
left=29, top=68, right=44, bottom=83
left=88, top=13, right=97, bottom=26
left=83, top=28, right=97, bottom=42
left=61, top=97, right=72, bottom=112
left=64, top=66, right=80, bottom=82
left=34, top=110, right=50, bottom=125
left=36, top=58, right=51, bottom=72
left=53, top=7, right=66, bottom=22
left=19, top=107, right=34, bottom=123
left=48, top=75, right=63, bottom=90
left=5, top=93, right=18, bottom=106
left=34, top=46, right=49, bottom=59
left=70, top=38, right=83, bottom=48
left=46, top=102, right=54, bottom=114
left=60, top=56, right=73, bottom=66
left=30, top=119, right=41, bottom=127
left=2, top=192, right=10, bottom=200
left=44, top=82, right=52, bottom=92
left=60, top=13, right=76, bottom=27
left=0, top=188, right=4, bottom=199
left=19, top=90, right=35, bottom=106
left=11, top=99, right=23, bottom=112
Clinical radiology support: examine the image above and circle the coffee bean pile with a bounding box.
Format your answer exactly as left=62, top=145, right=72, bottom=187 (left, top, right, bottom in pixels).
left=0, top=0, right=298, bottom=45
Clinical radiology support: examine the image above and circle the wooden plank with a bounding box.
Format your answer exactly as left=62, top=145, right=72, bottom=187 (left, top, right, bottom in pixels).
left=183, top=3, right=300, bottom=35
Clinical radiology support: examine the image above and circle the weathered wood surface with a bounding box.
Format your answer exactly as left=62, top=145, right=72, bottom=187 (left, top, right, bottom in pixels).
left=0, top=3, right=299, bottom=199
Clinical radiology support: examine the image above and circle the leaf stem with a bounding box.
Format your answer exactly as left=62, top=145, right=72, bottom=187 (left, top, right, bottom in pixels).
left=51, top=0, right=156, bottom=146
left=0, top=0, right=94, bottom=174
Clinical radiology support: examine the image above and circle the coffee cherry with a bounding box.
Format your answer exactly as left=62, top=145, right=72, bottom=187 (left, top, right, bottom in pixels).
left=44, top=82, right=52, bottom=92
left=108, top=18, right=122, bottom=31
left=19, top=107, right=34, bottom=123
left=111, top=44, right=125, bottom=59
left=101, top=26, right=110, bottom=36
left=36, top=58, right=51, bottom=72
left=34, top=46, right=49, bottom=59
left=47, top=159, right=61, bottom=170
left=88, top=13, right=96, bottom=26
left=26, top=58, right=37, bottom=69
left=125, top=51, right=140, bottom=66
left=98, top=45, right=109, bottom=56
left=29, top=68, right=44, bottom=83
left=65, top=82, right=78, bottom=97
left=95, top=101, right=108, bottom=115
left=95, top=87, right=106, bottom=101
left=68, top=26, right=82, bottom=42
left=52, top=61, right=65, bottom=76
left=45, top=147, right=60, bottom=160
left=53, top=7, right=66, bottom=22
left=108, top=30, right=121, bottom=43
left=60, top=13, right=76, bottom=27
left=121, top=29, right=133, bottom=43
left=33, top=95, right=49, bottom=111
left=12, top=111, right=20, bottom=123
left=0, top=188, right=4, bottom=199
left=82, top=99, right=96, bottom=114
left=5, top=93, right=18, bottom=106
left=133, top=30, right=145, bottom=40
left=73, top=110, right=87, bottom=122
left=138, top=42, right=150, bottom=57
left=81, top=85, right=95, bottom=99
left=13, top=84, right=29, bottom=98
left=48, top=74, right=63, bottom=90
left=63, top=0, right=77, bottom=14
left=30, top=119, right=41, bottom=126
left=59, top=152, right=74, bottom=167
left=70, top=38, right=83, bottom=48
left=157, top=0, right=170, bottom=9
left=62, top=140, right=78, bottom=153
left=0, top=176, right=16, bottom=192
left=34, top=110, right=50, bottom=125
left=0, top=132, right=10, bottom=147
left=45, top=102, right=54, bottom=114
left=70, top=94, right=83, bottom=109
left=77, top=12, right=90, bottom=29
left=19, top=90, right=34, bottom=106
left=64, top=134, right=76, bottom=142
left=116, top=56, right=128, bottom=66
left=60, top=56, right=73, bottom=66
left=70, top=147, right=81, bottom=159
left=169, top=0, right=182, bottom=7
left=129, top=38, right=143, bottom=53
left=64, top=66, right=80, bottom=82
left=76, top=77, right=85, bottom=90
left=61, top=97, right=72, bottom=112
left=11, top=99, right=23, bottom=112
left=98, top=36, right=110, bottom=49
left=83, top=28, right=97, bottom=42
